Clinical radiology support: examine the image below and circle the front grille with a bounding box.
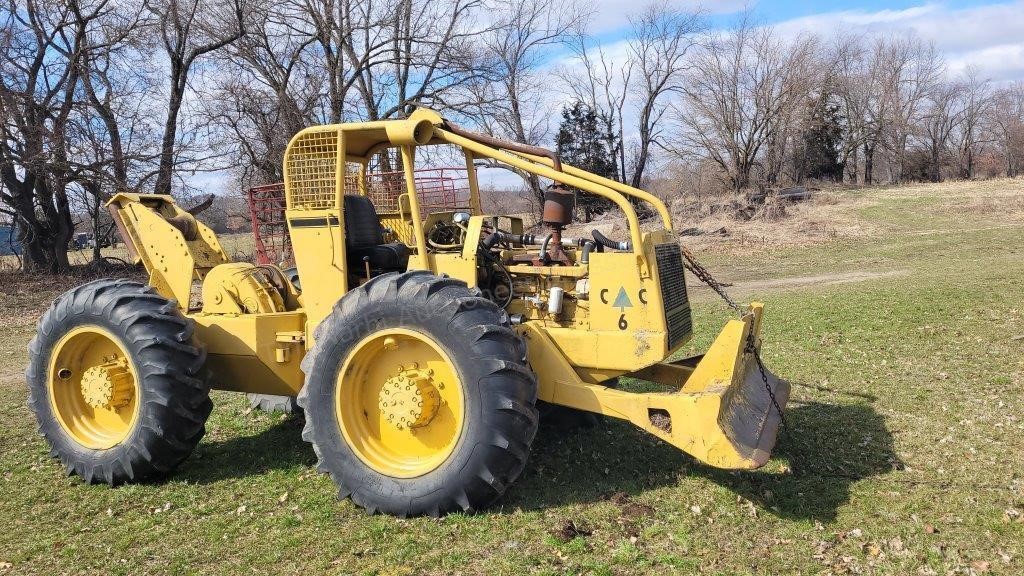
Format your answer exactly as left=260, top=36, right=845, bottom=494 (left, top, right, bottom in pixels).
left=655, top=243, right=692, bottom=347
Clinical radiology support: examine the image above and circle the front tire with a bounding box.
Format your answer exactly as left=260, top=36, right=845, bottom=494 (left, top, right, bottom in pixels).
left=297, top=271, right=538, bottom=516
left=26, top=279, right=212, bottom=484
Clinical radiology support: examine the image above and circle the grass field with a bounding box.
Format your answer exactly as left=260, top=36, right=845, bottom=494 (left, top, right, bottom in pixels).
left=1, top=179, right=1022, bottom=575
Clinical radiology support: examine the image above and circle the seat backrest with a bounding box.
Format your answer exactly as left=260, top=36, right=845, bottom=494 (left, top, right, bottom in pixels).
left=343, top=195, right=384, bottom=248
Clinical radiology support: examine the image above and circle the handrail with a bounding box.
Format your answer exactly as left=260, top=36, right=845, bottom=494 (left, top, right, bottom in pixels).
left=442, top=122, right=563, bottom=172
left=434, top=127, right=646, bottom=260
left=511, top=151, right=673, bottom=231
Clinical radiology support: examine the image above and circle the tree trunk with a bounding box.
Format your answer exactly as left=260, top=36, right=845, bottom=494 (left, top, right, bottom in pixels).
left=90, top=183, right=103, bottom=262
left=630, top=139, right=648, bottom=189
left=846, top=146, right=859, bottom=184
left=17, top=221, right=50, bottom=273
left=154, top=88, right=184, bottom=194
left=863, top=142, right=874, bottom=185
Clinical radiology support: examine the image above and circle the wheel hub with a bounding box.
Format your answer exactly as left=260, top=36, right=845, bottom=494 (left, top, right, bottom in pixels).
left=378, top=365, right=441, bottom=430
left=80, top=359, right=133, bottom=410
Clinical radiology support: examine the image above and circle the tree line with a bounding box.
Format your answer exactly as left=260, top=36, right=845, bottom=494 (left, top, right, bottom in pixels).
left=2, top=0, right=1023, bottom=273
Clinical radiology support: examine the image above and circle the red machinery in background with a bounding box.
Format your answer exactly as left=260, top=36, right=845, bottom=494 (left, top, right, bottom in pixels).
left=246, top=168, right=471, bottom=266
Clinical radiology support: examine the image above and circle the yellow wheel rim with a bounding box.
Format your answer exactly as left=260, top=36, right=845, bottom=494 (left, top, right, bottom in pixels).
left=47, top=326, right=140, bottom=450
left=336, top=328, right=465, bottom=478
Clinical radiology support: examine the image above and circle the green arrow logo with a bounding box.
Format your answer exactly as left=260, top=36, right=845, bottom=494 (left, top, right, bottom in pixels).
left=613, top=287, right=632, bottom=311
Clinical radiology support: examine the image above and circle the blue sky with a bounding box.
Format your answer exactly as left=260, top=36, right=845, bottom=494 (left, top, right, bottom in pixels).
left=586, top=0, right=1024, bottom=81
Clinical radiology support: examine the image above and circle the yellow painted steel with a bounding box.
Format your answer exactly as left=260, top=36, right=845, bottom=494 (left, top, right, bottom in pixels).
left=335, top=328, right=465, bottom=478
left=47, top=326, right=140, bottom=450
left=519, top=303, right=789, bottom=469
left=201, top=263, right=285, bottom=315
left=107, top=193, right=228, bottom=305
left=191, top=312, right=306, bottom=396
left=400, top=144, right=430, bottom=271
left=103, top=106, right=787, bottom=472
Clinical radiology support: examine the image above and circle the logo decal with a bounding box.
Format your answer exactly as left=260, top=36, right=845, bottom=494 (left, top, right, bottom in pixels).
left=612, top=287, right=632, bottom=311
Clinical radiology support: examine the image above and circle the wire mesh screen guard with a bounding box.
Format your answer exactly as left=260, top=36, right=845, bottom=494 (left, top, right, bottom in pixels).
left=246, top=168, right=471, bottom=266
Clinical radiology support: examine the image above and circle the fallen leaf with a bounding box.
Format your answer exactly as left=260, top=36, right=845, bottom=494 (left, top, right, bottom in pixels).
left=923, top=524, right=937, bottom=534
left=971, top=560, right=991, bottom=573
left=888, top=537, right=904, bottom=552
left=278, top=492, right=289, bottom=504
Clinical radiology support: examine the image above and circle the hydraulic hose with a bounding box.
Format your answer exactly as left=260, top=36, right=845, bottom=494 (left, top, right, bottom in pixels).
left=539, top=235, right=552, bottom=263
left=482, top=231, right=590, bottom=250
left=580, top=241, right=596, bottom=264
left=592, top=229, right=632, bottom=251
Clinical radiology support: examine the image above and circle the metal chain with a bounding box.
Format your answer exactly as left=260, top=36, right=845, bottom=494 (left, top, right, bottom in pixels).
left=679, top=243, right=797, bottom=471
left=679, top=244, right=741, bottom=312
left=744, top=330, right=788, bottom=431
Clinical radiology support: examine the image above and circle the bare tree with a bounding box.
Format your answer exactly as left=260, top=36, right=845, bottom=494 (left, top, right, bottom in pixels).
left=876, top=33, right=943, bottom=184
left=467, top=0, right=584, bottom=204
left=920, top=80, right=964, bottom=182
left=951, top=67, right=992, bottom=179
left=347, top=0, right=493, bottom=122
left=0, top=0, right=104, bottom=272
left=675, top=17, right=819, bottom=192
left=565, top=32, right=632, bottom=183
left=206, top=1, right=321, bottom=187
left=626, top=4, right=701, bottom=188
left=832, top=33, right=886, bottom=184
left=149, top=0, right=244, bottom=194
left=72, top=3, right=161, bottom=260
left=989, top=81, right=1024, bottom=177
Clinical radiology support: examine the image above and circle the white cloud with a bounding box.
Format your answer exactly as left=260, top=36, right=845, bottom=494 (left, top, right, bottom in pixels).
left=586, top=0, right=751, bottom=33
left=771, top=1, right=1024, bottom=82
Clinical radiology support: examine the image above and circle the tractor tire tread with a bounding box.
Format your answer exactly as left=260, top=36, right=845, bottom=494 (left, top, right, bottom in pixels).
left=297, top=271, right=538, bottom=516
left=25, top=279, right=211, bottom=485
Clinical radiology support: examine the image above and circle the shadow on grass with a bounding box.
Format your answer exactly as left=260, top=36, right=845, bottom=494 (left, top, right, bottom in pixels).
left=504, top=399, right=901, bottom=522
left=170, top=399, right=898, bottom=522
left=177, top=416, right=315, bottom=484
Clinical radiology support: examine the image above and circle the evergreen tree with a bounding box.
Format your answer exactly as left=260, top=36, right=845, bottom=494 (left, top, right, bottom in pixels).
left=555, top=102, right=620, bottom=221
left=802, top=93, right=846, bottom=181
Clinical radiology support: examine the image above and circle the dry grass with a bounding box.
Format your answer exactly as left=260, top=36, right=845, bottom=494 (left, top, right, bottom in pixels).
left=0, top=233, right=258, bottom=274
left=566, top=178, right=1024, bottom=257
left=558, top=187, right=879, bottom=255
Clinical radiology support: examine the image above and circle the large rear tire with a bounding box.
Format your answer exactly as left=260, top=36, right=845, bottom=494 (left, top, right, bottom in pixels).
left=26, top=279, right=212, bottom=484
left=297, top=271, right=538, bottom=516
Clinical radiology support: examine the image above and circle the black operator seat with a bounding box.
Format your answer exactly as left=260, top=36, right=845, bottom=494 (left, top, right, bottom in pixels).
left=342, top=194, right=410, bottom=271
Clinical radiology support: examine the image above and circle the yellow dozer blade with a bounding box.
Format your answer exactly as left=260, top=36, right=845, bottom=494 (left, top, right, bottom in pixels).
left=529, top=303, right=790, bottom=470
